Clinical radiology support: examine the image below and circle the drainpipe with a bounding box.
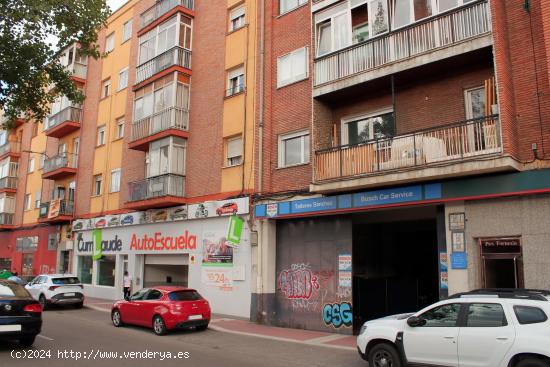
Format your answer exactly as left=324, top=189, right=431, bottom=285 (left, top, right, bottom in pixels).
left=258, top=0, right=265, bottom=194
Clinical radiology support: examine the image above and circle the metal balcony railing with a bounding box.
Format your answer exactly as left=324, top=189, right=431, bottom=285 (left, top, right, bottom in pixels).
left=128, top=173, right=185, bottom=202
left=131, top=106, right=189, bottom=142
left=314, top=115, right=501, bottom=182
left=314, top=0, right=491, bottom=86
left=0, top=141, right=21, bottom=156
left=43, top=153, right=78, bottom=174
left=136, top=46, right=191, bottom=84
left=140, top=0, right=194, bottom=29
left=38, top=200, right=74, bottom=219
left=45, top=106, right=82, bottom=131
left=0, top=162, right=19, bottom=190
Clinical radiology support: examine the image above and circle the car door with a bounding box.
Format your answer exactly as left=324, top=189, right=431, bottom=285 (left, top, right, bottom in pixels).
left=404, top=302, right=463, bottom=366
left=25, top=276, right=43, bottom=299
left=138, top=289, right=163, bottom=327
left=457, top=302, right=515, bottom=367
left=121, top=289, right=149, bottom=325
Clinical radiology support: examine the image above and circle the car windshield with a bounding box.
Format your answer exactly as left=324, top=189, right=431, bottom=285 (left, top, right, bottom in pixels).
left=52, top=277, right=80, bottom=285
left=168, top=290, right=203, bottom=301
left=0, top=281, right=30, bottom=298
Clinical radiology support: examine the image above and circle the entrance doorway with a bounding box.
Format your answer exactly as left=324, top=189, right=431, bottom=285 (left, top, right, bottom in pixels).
left=143, top=254, right=189, bottom=288
left=480, top=237, right=523, bottom=289
left=484, top=258, right=517, bottom=288
left=352, top=206, right=441, bottom=333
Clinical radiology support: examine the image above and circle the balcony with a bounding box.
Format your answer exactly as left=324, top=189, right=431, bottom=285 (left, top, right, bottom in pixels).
left=0, top=213, right=14, bottom=228
left=135, top=46, right=191, bottom=86
left=126, top=174, right=186, bottom=209
left=44, top=106, right=82, bottom=138
left=0, top=163, right=19, bottom=193
left=140, top=0, right=194, bottom=30
left=0, top=141, right=21, bottom=160
left=66, top=62, right=87, bottom=81
left=42, top=153, right=78, bottom=180
left=311, top=116, right=520, bottom=193
left=38, top=200, right=74, bottom=222
left=314, top=0, right=491, bottom=96
left=129, top=107, right=189, bottom=150
left=1, top=113, right=25, bottom=128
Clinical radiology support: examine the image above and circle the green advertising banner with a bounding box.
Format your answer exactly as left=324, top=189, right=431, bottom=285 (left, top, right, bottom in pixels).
left=92, top=229, right=102, bottom=261
left=227, top=216, right=243, bottom=247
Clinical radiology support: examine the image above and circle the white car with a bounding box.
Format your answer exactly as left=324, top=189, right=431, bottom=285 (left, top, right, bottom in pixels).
left=357, top=289, right=550, bottom=367
left=25, top=274, right=84, bottom=309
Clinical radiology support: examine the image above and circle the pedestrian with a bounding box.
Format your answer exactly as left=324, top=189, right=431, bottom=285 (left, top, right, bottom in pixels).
left=123, top=271, right=132, bottom=300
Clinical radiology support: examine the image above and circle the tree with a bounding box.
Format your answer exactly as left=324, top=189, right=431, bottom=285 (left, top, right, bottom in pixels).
left=0, top=0, right=110, bottom=128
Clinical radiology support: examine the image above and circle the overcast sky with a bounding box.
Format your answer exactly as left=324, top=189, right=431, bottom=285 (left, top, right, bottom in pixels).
left=108, top=0, right=128, bottom=12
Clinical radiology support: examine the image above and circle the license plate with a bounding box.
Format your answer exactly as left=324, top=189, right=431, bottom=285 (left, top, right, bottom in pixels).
left=188, top=315, right=202, bottom=320
left=0, top=325, right=21, bottom=332
left=65, top=293, right=75, bottom=297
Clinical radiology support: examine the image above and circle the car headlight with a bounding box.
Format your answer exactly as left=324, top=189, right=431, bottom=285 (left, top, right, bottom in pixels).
left=359, top=324, right=367, bottom=335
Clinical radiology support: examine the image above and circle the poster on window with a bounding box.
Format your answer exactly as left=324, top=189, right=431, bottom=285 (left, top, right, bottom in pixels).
left=201, top=267, right=233, bottom=291
left=202, top=231, right=233, bottom=266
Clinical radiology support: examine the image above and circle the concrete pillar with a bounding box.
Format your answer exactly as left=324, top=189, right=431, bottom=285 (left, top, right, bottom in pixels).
left=445, top=201, right=469, bottom=295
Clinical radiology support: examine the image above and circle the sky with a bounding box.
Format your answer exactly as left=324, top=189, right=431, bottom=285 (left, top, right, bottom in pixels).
left=108, top=0, right=128, bottom=12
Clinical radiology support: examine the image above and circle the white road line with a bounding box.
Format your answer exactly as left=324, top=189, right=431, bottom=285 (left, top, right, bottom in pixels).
left=37, top=334, right=54, bottom=341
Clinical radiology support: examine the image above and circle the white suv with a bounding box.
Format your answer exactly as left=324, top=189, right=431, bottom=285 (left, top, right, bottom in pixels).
left=25, top=274, right=84, bottom=309
left=357, top=289, right=550, bottom=367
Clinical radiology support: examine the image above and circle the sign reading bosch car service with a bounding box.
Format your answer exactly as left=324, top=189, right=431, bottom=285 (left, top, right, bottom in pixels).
left=353, top=186, right=422, bottom=207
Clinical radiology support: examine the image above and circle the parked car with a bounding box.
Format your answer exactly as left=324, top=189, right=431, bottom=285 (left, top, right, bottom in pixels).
left=111, top=287, right=210, bottom=336
left=216, top=202, right=238, bottom=216
left=25, top=275, right=84, bottom=309
left=357, top=289, right=550, bottom=367
left=0, top=279, right=42, bottom=346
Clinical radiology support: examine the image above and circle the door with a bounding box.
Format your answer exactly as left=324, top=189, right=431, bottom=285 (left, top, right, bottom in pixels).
left=122, top=288, right=149, bottom=324
left=484, top=257, right=519, bottom=288
left=464, top=86, right=487, bottom=153
left=21, top=253, right=34, bottom=278
left=404, top=302, right=462, bottom=366
left=26, top=276, right=43, bottom=299
left=457, top=303, right=515, bottom=367
left=53, top=186, right=66, bottom=200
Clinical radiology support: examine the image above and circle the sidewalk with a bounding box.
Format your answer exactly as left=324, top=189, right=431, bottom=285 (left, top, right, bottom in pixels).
left=84, top=297, right=356, bottom=351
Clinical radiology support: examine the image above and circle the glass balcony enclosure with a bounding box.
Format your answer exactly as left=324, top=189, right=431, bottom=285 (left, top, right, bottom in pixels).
left=145, top=136, right=186, bottom=178
left=60, top=44, right=87, bottom=80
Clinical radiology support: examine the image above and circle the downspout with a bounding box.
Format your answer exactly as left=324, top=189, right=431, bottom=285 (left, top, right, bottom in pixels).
left=258, top=0, right=265, bottom=194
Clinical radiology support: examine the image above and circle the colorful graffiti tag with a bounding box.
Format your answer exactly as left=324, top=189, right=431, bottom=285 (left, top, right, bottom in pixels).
left=277, top=263, right=320, bottom=300
left=322, top=302, right=352, bottom=328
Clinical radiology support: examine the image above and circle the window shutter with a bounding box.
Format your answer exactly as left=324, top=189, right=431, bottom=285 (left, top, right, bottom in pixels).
left=227, top=138, right=242, bottom=158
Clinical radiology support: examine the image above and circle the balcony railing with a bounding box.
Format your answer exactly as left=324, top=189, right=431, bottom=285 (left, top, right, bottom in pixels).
left=66, top=62, right=87, bottom=80
left=136, top=46, right=191, bottom=84
left=0, top=162, right=19, bottom=190
left=140, top=0, right=194, bottom=29
left=314, top=0, right=490, bottom=86
left=45, top=106, right=82, bottom=131
left=38, top=200, right=75, bottom=219
left=314, top=115, right=501, bottom=182
left=0, top=141, right=20, bottom=156
left=0, top=213, right=14, bottom=225
left=131, top=107, right=189, bottom=142
left=128, top=174, right=185, bottom=202
left=43, top=153, right=78, bottom=174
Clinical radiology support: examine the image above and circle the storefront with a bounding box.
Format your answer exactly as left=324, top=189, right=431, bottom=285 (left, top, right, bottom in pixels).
left=254, top=169, right=550, bottom=334
left=72, top=197, right=252, bottom=318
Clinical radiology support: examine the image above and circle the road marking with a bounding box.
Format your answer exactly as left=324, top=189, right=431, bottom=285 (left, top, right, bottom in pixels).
left=37, top=334, right=54, bottom=341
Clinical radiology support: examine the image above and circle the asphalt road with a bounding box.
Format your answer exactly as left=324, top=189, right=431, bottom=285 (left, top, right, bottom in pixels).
left=0, top=307, right=364, bottom=367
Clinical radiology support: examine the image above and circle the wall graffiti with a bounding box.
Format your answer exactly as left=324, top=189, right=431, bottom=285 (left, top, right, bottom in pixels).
left=322, top=302, right=352, bottom=328
left=277, top=263, right=320, bottom=300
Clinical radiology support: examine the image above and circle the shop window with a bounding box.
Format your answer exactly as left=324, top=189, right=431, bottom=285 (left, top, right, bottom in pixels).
left=78, top=256, right=92, bottom=284
left=278, top=130, right=309, bottom=167
left=97, top=255, right=116, bottom=287
left=341, top=109, right=394, bottom=145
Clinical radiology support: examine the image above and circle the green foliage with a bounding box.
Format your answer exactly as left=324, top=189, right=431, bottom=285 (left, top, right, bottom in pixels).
left=0, top=0, right=111, bottom=128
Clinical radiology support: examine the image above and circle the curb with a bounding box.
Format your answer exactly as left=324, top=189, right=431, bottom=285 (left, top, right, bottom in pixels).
left=85, top=304, right=111, bottom=313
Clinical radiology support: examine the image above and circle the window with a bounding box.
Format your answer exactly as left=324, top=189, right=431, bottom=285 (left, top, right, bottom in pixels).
left=122, top=19, right=133, bottom=43
left=24, top=194, right=31, bottom=211
left=226, top=136, right=243, bottom=167
left=418, top=303, right=461, bottom=327
left=280, top=0, right=307, bottom=14
left=110, top=169, right=121, bottom=193
left=145, top=290, right=163, bottom=300
left=466, top=303, right=507, bottom=327
left=130, top=288, right=150, bottom=300
left=48, top=233, right=58, bottom=251
left=35, top=191, right=41, bottom=209
left=133, top=76, right=189, bottom=123
left=229, top=5, right=246, bottom=31
left=28, top=156, right=35, bottom=173
left=77, top=256, right=92, bottom=284
left=138, top=16, right=192, bottom=65
left=105, top=32, right=115, bottom=53
left=514, top=306, right=548, bottom=325
left=97, top=255, right=116, bottom=287
left=226, top=66, right=245, bottom=96
left=168, top=290, right=203, bottom=301
left=116, top=118, right=125, bottom=139
left=118, top=68, right=129, bottom=91
left=94, top=174, right=102, bottom=196
left=465, top=86, right=486, bottom=119
left=393, top=0, right=434, bottom=29
left=97, top=126, right=106, bottom=146
left=102, top=79, right=111, bottom=98
left=39, top=154, right=45, bottom=169
left=342, top=109, right=395, bottom=145
left=277, top=47, right=308, bottom=88
left=278, top=130, right=310, bottom=167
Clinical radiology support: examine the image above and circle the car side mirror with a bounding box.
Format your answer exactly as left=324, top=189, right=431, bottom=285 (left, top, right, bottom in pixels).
left=407, top=316, right=427, bottom=327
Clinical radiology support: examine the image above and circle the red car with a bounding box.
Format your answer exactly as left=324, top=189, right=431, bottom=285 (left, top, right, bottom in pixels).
left=111, top=287, right=210, bottom=335
left=216, top=202, right=238, bottom=216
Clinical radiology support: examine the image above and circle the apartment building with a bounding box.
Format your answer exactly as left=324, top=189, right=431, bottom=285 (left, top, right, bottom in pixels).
left=253, top=0, right=550, bottom=334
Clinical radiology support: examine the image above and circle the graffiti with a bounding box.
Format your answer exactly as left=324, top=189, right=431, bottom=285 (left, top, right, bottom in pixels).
left=290, top=289, right=329, bottom=313
left=336, top=286, right=352, bottom=300
left=278, top=263, right=320, bottom=300
left=323, top=302, right=352, bottom=328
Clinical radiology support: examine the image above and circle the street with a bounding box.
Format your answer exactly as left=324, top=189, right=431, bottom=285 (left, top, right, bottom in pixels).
left=0, top=307, right=363, bottom=367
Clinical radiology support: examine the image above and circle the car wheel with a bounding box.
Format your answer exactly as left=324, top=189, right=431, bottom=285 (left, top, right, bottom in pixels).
left=152, top=315, right=167, bottom=336
left=368, top=343, right=402, bottom=367
left=516, top=358, right=550, bottom=367
left=19, top=335, right=36, bottom=347
left=39, top=295, right=48, bottom=310
left=74, top=302, right=84, bottom=309
left=112, top=309, right=124, bottom=327
left=196, top=324, right=208, bottom=331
